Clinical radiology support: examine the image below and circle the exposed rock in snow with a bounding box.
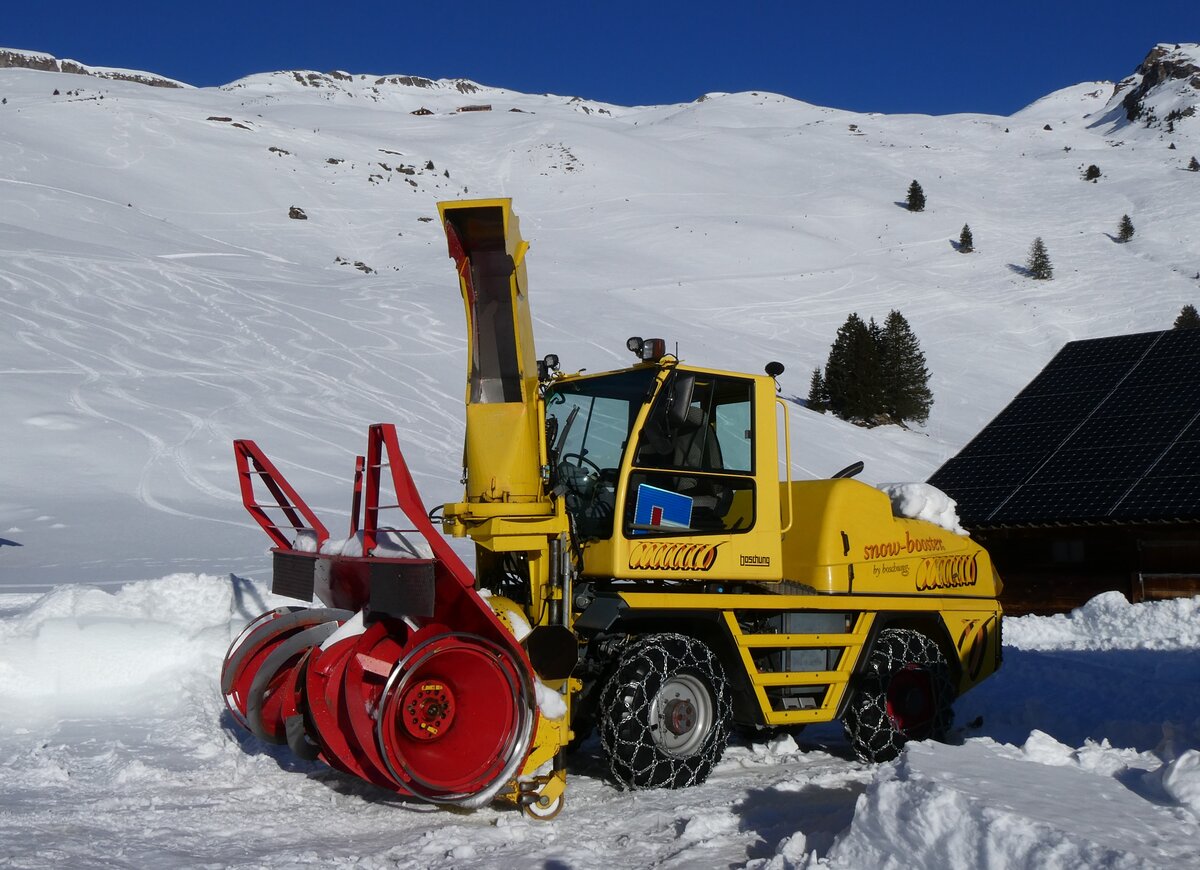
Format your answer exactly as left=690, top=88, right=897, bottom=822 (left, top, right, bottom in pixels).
left=0, top=46, right=187, bottom=88
left=1091, top=42, right=1200, bottom=132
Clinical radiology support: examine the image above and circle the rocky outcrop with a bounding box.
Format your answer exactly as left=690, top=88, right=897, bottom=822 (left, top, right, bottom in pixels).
left=374, top=75, right=479, bottom=94
left=375, top=75, right=437, bottom=89
left=0, top=48, right=185, bottom=88
left=1118, top=43, right=1200, bottom=122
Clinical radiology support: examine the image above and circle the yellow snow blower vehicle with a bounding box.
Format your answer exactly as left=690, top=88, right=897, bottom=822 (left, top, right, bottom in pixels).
left=222, top=198, right=1002, bottom=818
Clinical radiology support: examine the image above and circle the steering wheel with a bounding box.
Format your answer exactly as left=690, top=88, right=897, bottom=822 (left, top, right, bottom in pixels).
left=560, top=452, right=602, bottom=475
left=558, top=452, right=602, bottom=500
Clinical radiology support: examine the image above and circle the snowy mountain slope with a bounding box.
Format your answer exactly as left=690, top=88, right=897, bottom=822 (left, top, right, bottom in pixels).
left=2, top=46, right=1198, bottom=588
left=2, top=43, right=1200, bottom=869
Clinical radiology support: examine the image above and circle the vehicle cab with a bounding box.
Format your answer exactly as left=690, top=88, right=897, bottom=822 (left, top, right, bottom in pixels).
left=544, top=341, right=786, bottom=584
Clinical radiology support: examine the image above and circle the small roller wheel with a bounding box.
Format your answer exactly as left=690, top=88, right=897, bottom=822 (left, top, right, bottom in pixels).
left=843, top=628, right=956, bottom=763
left=523, top=792, right=564, bottom=821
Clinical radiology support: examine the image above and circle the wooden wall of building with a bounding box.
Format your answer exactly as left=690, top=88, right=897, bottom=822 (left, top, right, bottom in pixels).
left=973, top=524, right=1200, bottom=615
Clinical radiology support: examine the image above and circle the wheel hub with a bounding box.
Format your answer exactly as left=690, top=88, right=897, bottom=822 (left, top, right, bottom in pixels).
left=401, top=680, right=455, bottom=741
left=886, top=666, right=934, bottom=736
left=664, top=698, right=697, bottom=735
left=651, top=674, right=713, bottom=757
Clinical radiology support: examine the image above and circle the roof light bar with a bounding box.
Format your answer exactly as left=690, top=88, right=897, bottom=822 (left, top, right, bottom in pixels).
left=626, top=336, right=666, bottom=362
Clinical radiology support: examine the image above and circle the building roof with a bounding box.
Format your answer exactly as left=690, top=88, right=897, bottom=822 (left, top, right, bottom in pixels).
left=928, top=328, right=1200, bottom=528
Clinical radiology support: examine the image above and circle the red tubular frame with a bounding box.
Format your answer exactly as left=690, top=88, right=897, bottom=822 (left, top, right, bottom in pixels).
left=362, top=424, right=475, bottom=588
left=233, top=440, right=330, bottom=550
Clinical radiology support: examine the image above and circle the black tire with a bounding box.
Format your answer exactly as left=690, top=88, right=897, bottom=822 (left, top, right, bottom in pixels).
left=598, top=633, right=732, bottom=790
left=843, top=628, right=955, bottom=763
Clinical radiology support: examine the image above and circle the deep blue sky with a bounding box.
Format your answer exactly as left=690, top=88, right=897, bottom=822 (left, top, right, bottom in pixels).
left=4, top=2, right=1197, bottom=115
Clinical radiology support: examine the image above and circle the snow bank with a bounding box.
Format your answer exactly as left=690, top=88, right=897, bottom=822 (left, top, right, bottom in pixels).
left=1007, top=591, right=1200, bottom=651
left=0, top=574, right=258, bottom=721
left=957, top=594, right=1200, bottom=758
left=1157, top=750, right=1200, bottom=817
left=793, top=739, right=1200, bottom=869
left=877, top=482, right=967, bottom=535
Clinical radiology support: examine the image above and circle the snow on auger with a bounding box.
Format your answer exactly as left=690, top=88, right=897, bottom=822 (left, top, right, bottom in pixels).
left=221, top=198, right=1004, bottom=818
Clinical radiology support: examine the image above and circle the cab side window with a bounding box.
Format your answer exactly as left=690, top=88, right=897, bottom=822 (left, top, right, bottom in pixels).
left=628, top=374, right=755, bottom=535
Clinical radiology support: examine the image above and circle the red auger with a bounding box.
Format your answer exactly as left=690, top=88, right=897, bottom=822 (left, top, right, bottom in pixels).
left=221, top=424, right=537, bottom=806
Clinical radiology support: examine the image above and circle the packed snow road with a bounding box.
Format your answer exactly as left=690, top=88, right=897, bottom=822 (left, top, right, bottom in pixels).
left=0, top=575, right=1197, bottom=868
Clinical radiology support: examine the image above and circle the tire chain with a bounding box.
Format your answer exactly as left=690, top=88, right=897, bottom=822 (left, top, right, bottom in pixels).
left=598, top=633, right=733, bottom=790
left=843, top=628, right=955, bottom=764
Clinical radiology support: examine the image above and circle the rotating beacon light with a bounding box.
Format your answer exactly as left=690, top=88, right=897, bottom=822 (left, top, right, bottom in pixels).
left=626, top=336, right=667, bottom=362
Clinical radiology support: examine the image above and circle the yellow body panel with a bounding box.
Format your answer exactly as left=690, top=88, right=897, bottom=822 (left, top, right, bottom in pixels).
left=780, top=478, right=1002, bottom=599
left=618, top=590, right=1002, bottom=723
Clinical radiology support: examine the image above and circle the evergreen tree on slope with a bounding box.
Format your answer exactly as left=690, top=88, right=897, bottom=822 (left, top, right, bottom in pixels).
left=824, top=313, right=884, bottom=424
left=879, top=310, right=933, bottom=425
left=1117, top=214, right=1135, bottom=242
left=807, top=367, right=828, bottom=413
left=1027, top=237, right=1053, bottom=280
left=906, top=180, right=926, bottom=212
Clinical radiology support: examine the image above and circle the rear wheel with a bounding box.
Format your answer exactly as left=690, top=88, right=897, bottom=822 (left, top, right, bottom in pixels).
left=843, top=628, right=955, bottom=763
left=598, top=633, right=732, bottom=790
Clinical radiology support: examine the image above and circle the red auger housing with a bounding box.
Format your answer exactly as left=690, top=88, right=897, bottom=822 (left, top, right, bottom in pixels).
left=223, top=424, right=538, bottom=807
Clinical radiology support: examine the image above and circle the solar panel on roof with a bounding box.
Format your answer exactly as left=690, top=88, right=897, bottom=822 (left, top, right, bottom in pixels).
left=1117, top=476, right=1200, bottom=518
left=1034, top=445, right=1159, bottom=483
left=1049, top=334, right=1157, bottom=367
left=992, top=479, right=1139, bottom=523
left=1148, top=436, right=1200, bottom=477
left=990, top=391, right=1110, bottom=425
left=1073, top=412, right=1192, bottom=447
left=928, top=329, right=1200, bottom=526
left=1024, top=362, right=1131, bottom=395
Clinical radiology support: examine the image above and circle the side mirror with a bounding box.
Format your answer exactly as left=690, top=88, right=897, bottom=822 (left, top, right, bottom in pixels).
left=667, top=374, right=696, bottom=428
left=765, top=361, right=785, bottom=378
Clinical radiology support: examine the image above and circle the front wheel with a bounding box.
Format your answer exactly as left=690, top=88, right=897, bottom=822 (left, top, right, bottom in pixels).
left=843, top=628, right=956, bottom=763
left=598, top=633, right=732, bottom=790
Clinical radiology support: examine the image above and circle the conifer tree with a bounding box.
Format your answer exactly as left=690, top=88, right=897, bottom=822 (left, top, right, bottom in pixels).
left=1027, top=237, right=1053, bottom=280
left=958, top=224, right=974, bottom=253
left=1176, top=304, right=1200, bottom=329
left=1117, top=214, right=1135, bottom=242
left=823, top=313, right=884, bottom=424
left=1189, top=156, right=1200, bottom=172
left=879, top=310, right=933, bottom=425
left=806, top=367, right=827, bottom=413
left=906, top=180, right=926, bottom=212
left=1083, top=164, right=1101, bottom=182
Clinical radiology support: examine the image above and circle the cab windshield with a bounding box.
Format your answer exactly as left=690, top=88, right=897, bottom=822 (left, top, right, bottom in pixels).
left=544, top=369, right=657, bottom=539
